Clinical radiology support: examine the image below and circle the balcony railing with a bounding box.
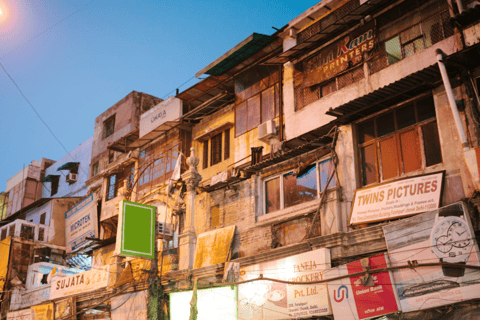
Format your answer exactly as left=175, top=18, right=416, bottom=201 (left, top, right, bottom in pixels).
left=0, top=219, right=48, bottom=242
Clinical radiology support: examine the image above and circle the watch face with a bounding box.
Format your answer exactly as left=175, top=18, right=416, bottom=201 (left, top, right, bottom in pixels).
left=431, top=216, right=473, bottom=263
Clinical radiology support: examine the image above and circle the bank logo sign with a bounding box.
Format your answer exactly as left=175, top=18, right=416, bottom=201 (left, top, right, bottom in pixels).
left=65, top=194, right=98, bottom=253
left=115, top=200, right=156, bottom=259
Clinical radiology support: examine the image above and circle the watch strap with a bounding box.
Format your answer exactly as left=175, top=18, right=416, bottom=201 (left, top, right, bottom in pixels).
left=438, top=204, right=464, bottom=217
left=442, top=262, right=466, bottom=277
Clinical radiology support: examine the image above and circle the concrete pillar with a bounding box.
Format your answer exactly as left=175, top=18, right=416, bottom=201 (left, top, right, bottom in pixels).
left=178, top=147, right=202, bottom=270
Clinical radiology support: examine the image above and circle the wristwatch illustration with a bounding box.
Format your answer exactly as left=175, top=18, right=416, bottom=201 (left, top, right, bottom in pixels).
left=430, top=206, right=472, bottom=277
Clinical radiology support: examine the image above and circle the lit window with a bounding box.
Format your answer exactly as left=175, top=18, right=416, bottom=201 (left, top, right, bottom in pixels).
left=264, top=159, right=336, bottom=214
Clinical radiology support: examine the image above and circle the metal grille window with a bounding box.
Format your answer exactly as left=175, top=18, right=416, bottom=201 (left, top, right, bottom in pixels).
left=138, top=144, right=181, bottom=189
left=264, top=159, right=336, bottom=214
left=20, top=224, right=34, bottom=240
left=211, top=132, right=222, bottom=166
left=385, top=11, right=453, bottom=66
left=358, top=95, right=442, bottom=186
left=106, top=174, right=117, bottom=200
left=103, top=115, right=115, bottom=139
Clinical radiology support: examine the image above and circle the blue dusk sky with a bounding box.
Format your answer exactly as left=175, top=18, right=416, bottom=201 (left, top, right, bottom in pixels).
left=0, top=0, right=319, bottom=188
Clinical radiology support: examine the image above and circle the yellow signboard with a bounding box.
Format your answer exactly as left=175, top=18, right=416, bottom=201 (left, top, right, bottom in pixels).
left=31, top=303, right=54, bottom=320
left=0, top=237, right=12, bottom=292
left=194, top=225, right=235, bottom=269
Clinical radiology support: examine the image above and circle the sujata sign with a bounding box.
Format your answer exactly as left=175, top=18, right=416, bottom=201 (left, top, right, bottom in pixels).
left=65, top=194, right=98, bottom=253
left=326, top=253, right=400, bottom=320
left=350, top=172, right=443, bottom=225
left=140, top=96, right=182, bottom=138
left=49, top=266, right=109, bottom=299
left=238, top=248, right=331, bottom=319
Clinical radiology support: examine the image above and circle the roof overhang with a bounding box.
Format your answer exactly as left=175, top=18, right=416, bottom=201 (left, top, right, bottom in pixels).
left=326, top=43, right=480, bottom=123
left=57, top=162, right=80, bottom=171
left=196, top=33, right=275, bottom=78
left=107, top=131, right=141, bottom=153
left=40, top=174, right=60, bottom=182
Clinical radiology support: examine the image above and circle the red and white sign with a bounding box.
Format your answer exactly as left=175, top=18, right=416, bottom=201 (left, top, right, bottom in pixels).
left=326, top=253, right=400, bottom=320
left=350, top=172, right=443, bottom=225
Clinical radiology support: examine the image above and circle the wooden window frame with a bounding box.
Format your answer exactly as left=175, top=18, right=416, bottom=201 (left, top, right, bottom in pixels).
left=210, top=132, right=222, bottom=166
left=357, top=95, right=442, bottom=186
left=235, top=84, right=279, bottom=137
left=263, top=158, right=336, bottom=214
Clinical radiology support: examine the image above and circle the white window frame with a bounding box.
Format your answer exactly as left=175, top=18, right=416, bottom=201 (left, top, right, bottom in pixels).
left=262, top=156, right=336, bottom=215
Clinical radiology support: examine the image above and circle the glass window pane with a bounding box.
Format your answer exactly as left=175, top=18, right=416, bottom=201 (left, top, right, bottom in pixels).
left=319, top=159, right=336, bottom=192
left=376, top=112, right=395, bottom=137
left=361, top=144, right=377, bottom=186
left=261, top=86, right=275, bottom=123
left=265, top=178, right=280, bottom=214
left=284, top=166, right=318, bottom=209
left=399, top=129, right=422, bottom=173
left=397, top=103, right=416, bottom=129
left=385, top=36, right=402, bottom=65
left=417, top=95, right=436, bottom=121
left=236, top=102, right=247, bottom=136
left=422, top=121, right=443, bottom=166
left=379, top=137, right=399, bottom=180
left=247, top=95, right=261, bottom=131
left=358, top=120, right=375, bottom=143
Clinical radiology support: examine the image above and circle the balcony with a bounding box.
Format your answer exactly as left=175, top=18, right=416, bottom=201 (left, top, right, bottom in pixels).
left=0, top=219, right=48, bottom=242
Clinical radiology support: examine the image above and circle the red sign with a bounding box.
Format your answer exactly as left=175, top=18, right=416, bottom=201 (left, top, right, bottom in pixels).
left=346, top=254, right=399, bottom=319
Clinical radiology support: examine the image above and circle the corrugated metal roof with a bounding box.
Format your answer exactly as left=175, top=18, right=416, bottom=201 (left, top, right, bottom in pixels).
left=196, top=33, right=275, bottom=77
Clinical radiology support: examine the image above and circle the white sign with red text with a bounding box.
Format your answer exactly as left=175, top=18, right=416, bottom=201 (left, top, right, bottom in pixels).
left=350, top=172, right=443, bottom=225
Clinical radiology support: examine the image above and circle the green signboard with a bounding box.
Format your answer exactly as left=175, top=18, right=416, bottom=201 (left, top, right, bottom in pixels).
left=117, top=200, right=156, bottom=259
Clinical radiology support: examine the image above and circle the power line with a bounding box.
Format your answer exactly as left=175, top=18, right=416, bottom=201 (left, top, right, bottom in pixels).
left=161, top=75, right=196, bottom=99
left=0, top=62, right=88, bottom=177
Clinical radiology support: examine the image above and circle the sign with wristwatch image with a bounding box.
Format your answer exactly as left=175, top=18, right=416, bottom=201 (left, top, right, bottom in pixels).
left=383, top=202, right=480, bottom=312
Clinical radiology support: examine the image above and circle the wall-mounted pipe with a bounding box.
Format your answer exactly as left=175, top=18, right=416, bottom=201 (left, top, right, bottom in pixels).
left=435, top=49, right=470, bottom=151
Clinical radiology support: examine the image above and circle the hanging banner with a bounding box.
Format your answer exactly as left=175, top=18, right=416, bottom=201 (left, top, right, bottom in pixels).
left=326, top=253, right=400, bottom=320
left=302, top=21, right=375, bottom=88
left=49, top=266, right=109, bottom=300
left=0, top=237, right=12, bottom=292
left=31, top=303, right=54, bottom=320
left=383, top=202, right=480, bottom=312
left=115, top=201, right=156, bottom=259
left=238, top=248, right=331, bottom=319
left=7, top=309, right=31, bottom=320
left=350, top=172, right=443, bottom=225
left=65, top=194, right=98, bottom=253
left=193, top=225, right=236, bottom=269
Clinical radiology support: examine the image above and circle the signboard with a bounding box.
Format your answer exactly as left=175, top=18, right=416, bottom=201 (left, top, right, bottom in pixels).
left=140, top=96, right=183, bottom=138
left=19, top=286, right=50, bottom=309
left=0, top=237, right=11, bottom=292
left=170, top=286, right=237, bottom=320
left=49, top=266, right=109, bottom=300
left=31, top=303, right=53, bottom=320
left=238, top=248, right=331, bottom=319
left=350, top=172, right=443, bottom=225
left=302, top=22, right=375, bottom=88
left=7, top=310, right=31, bottom=320
left=383, top=202, right=480, bottom=312
left=326, top=253, right=400, bottom=320
left=54, top=298, right=73, bottom=319
left=115, top=201, right=156, bottom=259
left=65, top=194, right=98, bottom=253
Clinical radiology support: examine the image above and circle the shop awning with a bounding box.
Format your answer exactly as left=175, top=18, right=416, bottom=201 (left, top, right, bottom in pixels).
left=57, top=162, right=79, bottom=171
left=196, top=33, right=275, bottom=77
left=40, top=175, right=60, bottom=182
left=194, top=225, right=236, bottom=269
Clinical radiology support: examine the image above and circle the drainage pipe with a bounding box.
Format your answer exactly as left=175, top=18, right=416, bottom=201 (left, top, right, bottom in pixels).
left=436, top=49, right=470, bottom=151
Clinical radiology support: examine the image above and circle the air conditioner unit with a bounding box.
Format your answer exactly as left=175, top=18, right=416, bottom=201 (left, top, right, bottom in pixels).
left=157, top=222, right=174, bottom=237
left=65, top=173, right=77, bottom=184
left=258, top=120, right=277, bottom=142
